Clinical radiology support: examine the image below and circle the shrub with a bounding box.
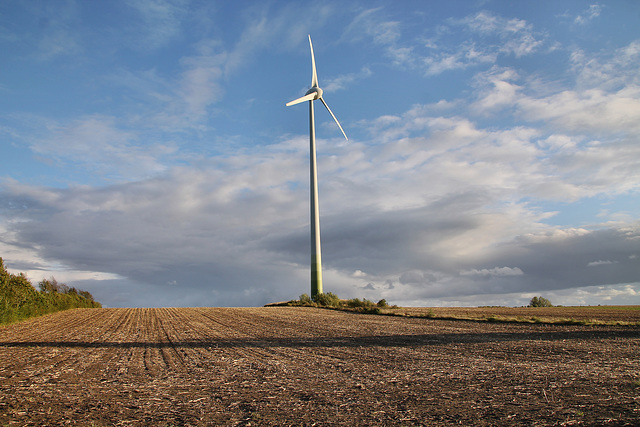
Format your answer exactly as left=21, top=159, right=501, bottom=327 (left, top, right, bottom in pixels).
left=290, top=291, right=392, bottom=314
left=312, top=292, right=341, bottom=307
left=1, top=257, right=101, bottom=325
left=298, top=293, right=313, bottom=305
left=346, top=298, right=376, bottom=310
left=529, top=296, right=553, bottom=307
left=79, top=290, right=96, bottom=301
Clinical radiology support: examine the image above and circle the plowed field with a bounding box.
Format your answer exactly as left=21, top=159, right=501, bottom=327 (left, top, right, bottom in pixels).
left=385, top=305, right=640, bottom=324
left=1, top=307, right=638, bottom=426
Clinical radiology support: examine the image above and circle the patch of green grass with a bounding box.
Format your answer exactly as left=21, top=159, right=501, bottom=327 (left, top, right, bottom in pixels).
left=575, top=305, right=640, bottom=311
left=272, top=296, right=640, bottom=326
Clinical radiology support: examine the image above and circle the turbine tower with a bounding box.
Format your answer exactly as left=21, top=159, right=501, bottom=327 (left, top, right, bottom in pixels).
left=286, top=35, right=348, bottom=299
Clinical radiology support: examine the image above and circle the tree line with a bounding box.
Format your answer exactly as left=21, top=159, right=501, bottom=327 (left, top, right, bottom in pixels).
left=0, top=257, right=101, bottom=325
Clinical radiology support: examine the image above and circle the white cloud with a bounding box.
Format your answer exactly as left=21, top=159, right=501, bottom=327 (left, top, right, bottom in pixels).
left=2, top=3, right=638, bottom=308
left=541, top=283, right=638, bottom=306
left=460, top=267, right=524, bottom=277
left=10, top=46, right=637, bottom=306
left=0, top=154, right=309, bottom=305
left=470, top=42, right=640, bottom=138
left=571, top=41, right=640, bottom=90
left=461, top=12, right=543, bottom=57
left=343, top=8, right=413, bottom=67
left=323, top=67, right=373, bottom=92
left=126, top=0, right=188, bottom=50
left=172, top=40, right=227, bottom=122
left=574, top=4, right=603, bottom=25
left=2, top=106, right=639, bottom=307
left=587, top=260, right=617, bottom=267
left=105, top=3, right=341, bottom=133
left=516, top=86, right=640, bottom=135
left=501, top=31, right=542, bottom=57
left=424, top=42, right=497, bottom=75
left=471, top=67, right=521, bottom=113
left=346, top=9, right=545, bottom=77
left=221, top=2, right=335, bottom=73
left=465, top=43, right=640, bottom=200
left=29, top=115, right=178, bottom=182
left=460, top=11, right=499, bottom=34
left=421, top=11, right=545, bottom=75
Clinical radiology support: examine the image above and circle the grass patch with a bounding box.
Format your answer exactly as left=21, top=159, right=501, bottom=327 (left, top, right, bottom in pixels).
left=579, top=305, right=640, bottom=311
left=403, top=309, right=634, bottom=326
left=268, top=295, right=640, bottom=326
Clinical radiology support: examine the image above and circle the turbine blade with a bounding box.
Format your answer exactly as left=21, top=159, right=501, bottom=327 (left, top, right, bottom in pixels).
left=320, top=97, right=348, bottom=140
left=309, top=35, right=318, bottom=88
left=286, top=92, right=316, bottom=106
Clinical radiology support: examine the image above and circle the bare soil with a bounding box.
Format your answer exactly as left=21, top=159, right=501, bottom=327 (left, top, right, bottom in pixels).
left=0, top=307, right=638, bottom=426
left=385, top=306, right=640, bottom=324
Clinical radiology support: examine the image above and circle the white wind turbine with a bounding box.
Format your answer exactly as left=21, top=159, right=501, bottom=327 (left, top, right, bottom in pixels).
left=286, top=35, right=348, bottom=299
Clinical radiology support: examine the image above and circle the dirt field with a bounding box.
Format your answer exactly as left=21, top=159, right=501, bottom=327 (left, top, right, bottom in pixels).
left=0, top=307, right=638, bottom=426
left=384, top=306, right=640, bottom=324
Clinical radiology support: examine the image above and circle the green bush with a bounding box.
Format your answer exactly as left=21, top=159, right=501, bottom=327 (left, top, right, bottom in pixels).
left=312, top=292, right=341, bottom=307
left=1, top=257, right=101, bottom=325
left=298, top=293, right=313, bottom=305
left=288, top=291, right=393, bottom=314
left=287, top=293, right=315, bottom=306
left=346, top=298, right=376, bottom=309
left=529, top=296, right=553, bottom=307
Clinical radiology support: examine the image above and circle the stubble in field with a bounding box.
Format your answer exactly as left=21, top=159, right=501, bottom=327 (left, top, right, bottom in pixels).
left=0, top=307, right=638, bottom=426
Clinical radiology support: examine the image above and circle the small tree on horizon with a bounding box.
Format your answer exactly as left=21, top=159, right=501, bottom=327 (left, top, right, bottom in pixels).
left=529, top=296, right=553, bottom=307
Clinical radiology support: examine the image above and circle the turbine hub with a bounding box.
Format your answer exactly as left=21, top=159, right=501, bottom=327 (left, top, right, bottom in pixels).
left=305, top=87, right=323, bottom=100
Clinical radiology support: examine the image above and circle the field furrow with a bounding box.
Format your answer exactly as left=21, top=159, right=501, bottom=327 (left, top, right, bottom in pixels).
left=0, top=307, right=638, bottom=426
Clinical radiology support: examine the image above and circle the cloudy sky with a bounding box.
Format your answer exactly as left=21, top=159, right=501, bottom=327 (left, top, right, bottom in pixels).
left=1, top=1, right=638, bottom=308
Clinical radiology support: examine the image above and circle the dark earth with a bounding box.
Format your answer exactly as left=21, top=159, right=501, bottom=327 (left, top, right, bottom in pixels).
left=1, top=307, right=638, bottom=426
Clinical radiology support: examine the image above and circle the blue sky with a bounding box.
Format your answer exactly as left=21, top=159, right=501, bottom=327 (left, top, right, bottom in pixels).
left=1, top=0, right=638, bottom=308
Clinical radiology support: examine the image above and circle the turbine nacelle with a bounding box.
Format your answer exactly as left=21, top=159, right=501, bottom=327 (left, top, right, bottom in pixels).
left=305, top=87, right=323, bottom=100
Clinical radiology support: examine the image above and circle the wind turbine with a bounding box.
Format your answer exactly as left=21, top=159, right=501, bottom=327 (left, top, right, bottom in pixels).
left=286, top=35, right=348, bottom=299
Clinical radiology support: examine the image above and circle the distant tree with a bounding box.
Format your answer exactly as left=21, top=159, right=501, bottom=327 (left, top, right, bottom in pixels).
left=377, top=299, right=388, bottom=308
left=78, top=290, right=95, bottom=301
left=39, top=277, right=61, bottom=293
left=529, top=296, right=553, bottom=307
